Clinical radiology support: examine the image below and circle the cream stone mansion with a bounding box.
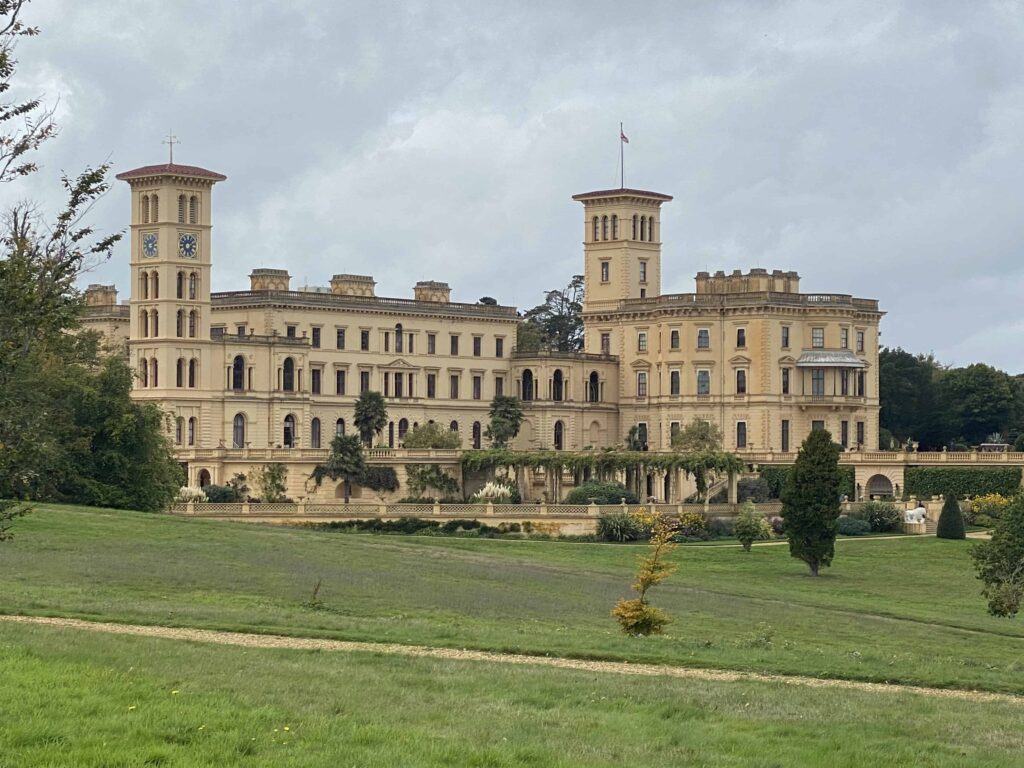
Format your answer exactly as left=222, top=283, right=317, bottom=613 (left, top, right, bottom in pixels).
left=83, top=162, right=882, bottom=497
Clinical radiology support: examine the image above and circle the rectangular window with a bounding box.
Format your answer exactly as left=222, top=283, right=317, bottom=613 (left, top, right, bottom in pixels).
left=407, top=334, right=414, bottom=354
left=311, top=368, right=321, bottom=394
left=857, top=331, right=865, bottom=353
left=812, top=420, right=825, bottom=432
left=427, top=373, right=436, bottom=399
left=812, top=327, right=824, bottom=348
left=840, top=369, right=849, bottom=396
left=840, top=328, right=849, bottom=349
left=394, top=373, right=404, bottom=399
left=637, top=372, right=647, bottom=397
left=450, top=335, right=459, bottom=356
left=736, top=421, right=747, bottom=449
left=812, top=368, right=825, bottom=396
left=383, top=332, right=390, bottom=353
left=670, top=369, right=680, bottom=396
left=781, top=419, right=790, bottom=452
left=600, top=333, right=611, bottom=355
left=639, top=261, right=647, bottom=282
left=782, top=367, right=790, bottom=395
left=600, top=261, right=609, bottom=282
left=427, top=333, right=436, bottom=355
left=736, top=328, right=746, bottom=348
left=383, top=372, right=391, bottom=397
left=697, top=369, right=711, bottom=395
left=472, top=375, right=482, bottom=400
left=359, top=370, right=370, bottom=393
left=857, top=421, right=865, bottom=446
left=670, top=329, right=680, bottom=349
left=781, top=326, right=790, bottom=349
left=286, top=325, right=296, bottom=338
left=450, top=375, right=459, bottom=399
left=311, top=327, right=321, bottom=348
left=670, top=422, right=681, bottom=440
left=637, top=332, right=647, bottom=352
left=857, top=371, right=866, bottom=397
left=495, top=338, right=504, bottom=358
left=236, top=325, right=246, bottom=337
left=495, top=376, right=504, bottom=396
left=736, top=369, right=747, bottom=394
left=697, top=328, right=710, bottom=349
left=336, top=328, right=346, bottom=349
left=360, top=330, right=370, bottom=351
left=473, top=337, right=482, bottom=357
left=335, top=369, right=346, bottom=395
left=841, top=420, right=849, bottom=448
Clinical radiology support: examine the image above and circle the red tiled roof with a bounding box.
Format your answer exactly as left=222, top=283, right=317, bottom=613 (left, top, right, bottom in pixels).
left=571, top=187, right=673, bottom=202
left=116, top=163, right=227, bottom=182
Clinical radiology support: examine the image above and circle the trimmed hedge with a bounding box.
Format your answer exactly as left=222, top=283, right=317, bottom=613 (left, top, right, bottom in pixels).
left=761, top=465, right=855, bottom=500
left=565, top=481, right=639, bottom=505
left=904, top=467, right=1021, bottom=500
left=936, top=496, right=966, bottom=540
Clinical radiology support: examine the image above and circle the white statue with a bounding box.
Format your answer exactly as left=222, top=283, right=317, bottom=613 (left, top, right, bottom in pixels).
left=904, top=506, right=927, bottom=524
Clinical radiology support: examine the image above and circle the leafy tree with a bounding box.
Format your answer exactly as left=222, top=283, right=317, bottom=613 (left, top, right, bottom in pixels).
left=671, top=419, right=723, bottom=452
left=519, top=274, right=584, bottom=352
left=477, top=296, right=497, bottom=305
left=611, top=510, right=678, bottom=635
left=256, top=463, right=288, bottom=502
left=310, top=434, right=365, bottom=502
left=401, top=421, right=461, bottom=449
left=734, top=502, right=771, bottom=552
left=0, top=500, right=29, bottom=543
left=485, top=395, right=524, bottom=448
left=226, top=473, right=249, bottom=501
left=353, top=390, right=387, bottom=446
left=936, top=494, right=966, bottom=540
left=936, top=364, right=1016, bottom=446
left=879, top=347, right=941, bottom=446
left=971, top=496, right=1024, bottom=617
left=780, top=429, right=843, bottom=576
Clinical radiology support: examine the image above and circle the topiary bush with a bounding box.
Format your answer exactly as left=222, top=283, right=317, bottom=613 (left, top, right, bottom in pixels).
left=203, top=484, right=239, bottom=503
left=597, top=511, right=648, bottom=542
left=936, top=495, right=966, bottom=540
left=565, top=481, right=639, bottom=505
left=837, top=516, right=871, bottom=536
left=905, top=467, right=1021, bottom=500
left=850, top=501, right=902, bottom=532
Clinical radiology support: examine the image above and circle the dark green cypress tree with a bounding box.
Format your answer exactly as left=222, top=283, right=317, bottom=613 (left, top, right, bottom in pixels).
left=780, top=429, right=842, bottom=576
left=936, top=493, right=966, bottom=539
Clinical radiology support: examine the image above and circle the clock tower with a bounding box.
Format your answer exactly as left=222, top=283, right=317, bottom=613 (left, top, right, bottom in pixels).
left=116, top=161, right=226, bottom=446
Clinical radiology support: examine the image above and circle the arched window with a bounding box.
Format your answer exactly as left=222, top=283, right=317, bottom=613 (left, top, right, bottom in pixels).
left=142, top=194, right=150, bottom=223
left=151, top=271, right=159, bottom=299
left=232, top=356, right=245, bottom=391
left=176, top=416, right=184, bottom=445
left=188, top=310, right=196, bottom=338
left=640, top=216, right=647, bottom=241
left=388, top=421, right=395, bottom=448
left=140, top=357, right=148, bottom=387
left=189, top=272, right=197, bottom=300
left=151, top=194, right=159, bottom=222
left=189, top=195, right=198, bottom=224
left=232, top=413, right=245, bottom=448
left=141, top=272, right=149, bottom=300
left=552, top=370, right=564, bottom=401
left=592, top=216, right=599, bottom=241
left=449, top=420, right=459, bottom=434
left=395, top=323, right=403, bottom=354
left=176, top=271, right=184, bottom=299
left=198, top=469, right=211, bottom=487
left=283, top=414, right=296, bottom=447
left=311, top=418, right=321, bottom=449
left=177, top=194, right=186, bottom=223
left=283, top=358, right=295, bottom=391
left=335, top=418, right=345, bottom=436
left=472, top=421, right=481, bottom=449
left=176, top=358, right=185, bottom=387
left=736, top=369, right=747, bottom=395
left=521, top=369, right=534, bottom=401
left=588, top=371, right=600, bottom=402
left=188, top=358, right=197, bottom=388
left=151, top=310, right=159, bottom=337
left=649, top=217, right=656, bottom=241
left=632, top=214, right=638, bottom=240
left=736, top=422, right=747, bottom=449
left=176, top=310, right=184, bottom=338
left=601, top=215, right=608, bottom=240
left=150, top=358, right=158, bottom=387
left=554, top=420, right=564, bottom=451
left=398, top=418, right=409, bottom=441
left=611, top=214, right=618, bottom=240
left=188, top=416, right=196, bottom=446
left=140, top=309, right=149, bottom=338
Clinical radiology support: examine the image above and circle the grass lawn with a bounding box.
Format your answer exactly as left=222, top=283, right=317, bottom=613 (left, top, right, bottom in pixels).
left=1, top=504, right=1022, bottom=694
left=1, top=620, right=1023, bottom=768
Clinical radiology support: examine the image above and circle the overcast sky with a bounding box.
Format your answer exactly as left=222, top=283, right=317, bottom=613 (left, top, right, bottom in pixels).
left=6, top=1, right=1024, bottom=371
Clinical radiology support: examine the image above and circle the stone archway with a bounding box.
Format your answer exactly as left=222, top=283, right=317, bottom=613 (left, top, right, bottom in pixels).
left=866, top=474, right=894, bottom=499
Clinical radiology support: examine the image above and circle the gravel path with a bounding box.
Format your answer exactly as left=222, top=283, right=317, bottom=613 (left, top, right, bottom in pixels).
left=2, top=614, right=1020, bottom=705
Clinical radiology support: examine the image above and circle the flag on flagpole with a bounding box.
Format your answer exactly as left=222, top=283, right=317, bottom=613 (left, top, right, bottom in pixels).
left=620, top=128, right=629, bottom=144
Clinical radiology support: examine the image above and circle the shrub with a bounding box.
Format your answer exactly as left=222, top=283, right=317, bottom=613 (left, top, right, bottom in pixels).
left=675, top=511, right=709, bottom=540
left=597, top=511, right=648, bottom=542
left=737, top=477, right=771, bottom=503
left=851, top=501, right=902, bottom=532
left=359, top=466, right=399, bottom=493
left=837, top=516, right=871, bottom=536
left=972, top=493, right=1011, bottom=520
left=936, top=495, right=966, bottom=540
left=974, top=514, right=996, bottom=528
left=564, top=481, right=639, bottom=505
left=768, top=516, right=785, bottom=535
left=904, top=467, right=1021, bottom=500
left=610, top=598, right=670, bottom=635
left=203, top=484, right=239, bottom=503
left=734, top=502, right=771, bottom=551
left=971, top=495, right=1024, bottom=617
left=612, top=511, right=678, bottom=635
left=175, top=486, right=207, bottom=503
left=706, top=516, right=735, bottom=539
left=471, top=481, right=515, bottom=504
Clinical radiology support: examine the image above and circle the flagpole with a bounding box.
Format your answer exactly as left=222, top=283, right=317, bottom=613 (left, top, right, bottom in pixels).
left=620, top=122, right=624, bottom=188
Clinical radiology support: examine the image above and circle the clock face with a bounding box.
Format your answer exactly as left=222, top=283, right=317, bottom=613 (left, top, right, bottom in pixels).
left=142, top=232, right=158, bottom=258
left=178, top=232, right=198, bottom=259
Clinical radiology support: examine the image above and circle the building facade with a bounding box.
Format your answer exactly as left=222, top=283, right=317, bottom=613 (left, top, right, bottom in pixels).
left=86, top=162, right=882, bottom=498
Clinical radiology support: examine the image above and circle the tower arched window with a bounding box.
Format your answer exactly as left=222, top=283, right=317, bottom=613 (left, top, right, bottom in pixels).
left=521, top=369, right=534, bottom=401
left=588, top=371, right=600, bottom=402
left=141, top=272, right=149, bottom=300
left=142, top=195, right=150, bottom=224
left=139, top=357, right=148, bottom=387
left=472, top=421, right=481, bottom=449
left=632, top=214, right=638, bottom=240
left=611, top=214, right=618, bottom=240
left=178, top=194, right=186, bottom=223
left=176, top=271, right=184, bottom=299
left=398, top=418, right=409, bottom=441
left=189, top=272, right=197, bottom=300
left=232, top=413, right=245, bottom=448
left=554, top=420, right=564, bottom=451
left=188, top=358, right=197, bottom=388
left=151, top=194, right=159, bottom=222
left=232, top=356, right=245, bottom=391
left=592, top=216, right=599, bottom=241
left=150, top=358, right=158, bottom=387
left=395, top=323, right=403, bottom=354
left=283, top=414, right=296, bottom=448
left=283, top=358, right=295, bottom=392
left=188, top=417, right=196, bottom=446
left=311, top=417, right=321, bottom=449
left=601, top=215, right=608, bottom=240
left=140, top=310, right=148, bottom=338
left=176, top=310, right=184, bottom=338
left=175, top=416, right=184, bottom=445
left=151, top=271, right=159, bottom=299
left=335, top=418, right=345, bottom=436
left=649, top=217, right=656, bottom=241
left=176, top=358, right=185, bottom=387
left=151, top=310, right=159, bottom=337
left=640, top=216, right=647, bottom=241
left=552, top=369, right=564, bottom=401
left=189, top=195, right=198, bottom=224
left=188, top=310, right=197, bottom=338
left=388, top=421, right=395, bottom=448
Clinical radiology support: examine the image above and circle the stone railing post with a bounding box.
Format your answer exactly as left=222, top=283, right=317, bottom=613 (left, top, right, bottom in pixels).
left=185, top=501, right=195, bottom=516
left=241, top=501, right=250, bottom=515
left=378, top=502, right=388, bottom=517
left=620, top=498, right=628, bottom=514
left=433, top=500, right=442, bottom=516
left=486, top=500, right=495, bottom=516
left=588, top=501, right=599, bottom=517
left=296, top=500, right=306, bottom=517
